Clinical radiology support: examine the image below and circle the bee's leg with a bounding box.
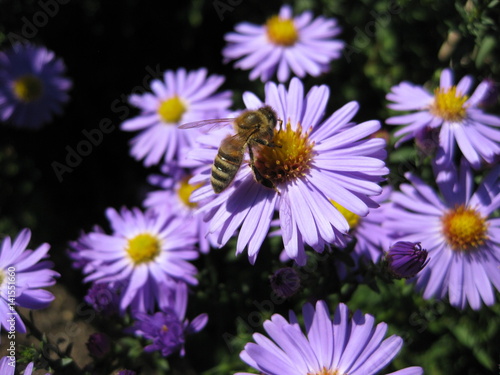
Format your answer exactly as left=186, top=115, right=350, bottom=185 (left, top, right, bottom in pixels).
left=247, top=145, right=280, bottom=195
left=254, top=138, right=282, bottom=149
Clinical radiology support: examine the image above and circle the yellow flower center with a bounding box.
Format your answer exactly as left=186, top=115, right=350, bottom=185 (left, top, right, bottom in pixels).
left=158, top=96, right=186, bottom=123
left=266, top=16, right=299, bottom=46
left=178, top=176, right=203, bottom=209
left=307, top=367, right=345, bottom=375
left=126, top=233, right=161, bottom=264
left=12, top=74, right=43, bottom=102
left=0, top=270, right=4, bottom=286
left=430, top=86, right=468, bottom=122
left=331, top=201, right=360, bottom=229
left=253, top=122, right=314, bottom=185
left=441, top=205, right=488, bottom=251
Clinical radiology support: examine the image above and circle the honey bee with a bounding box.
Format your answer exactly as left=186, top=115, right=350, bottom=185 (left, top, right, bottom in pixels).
left=179, top=105, right=281, bottom=193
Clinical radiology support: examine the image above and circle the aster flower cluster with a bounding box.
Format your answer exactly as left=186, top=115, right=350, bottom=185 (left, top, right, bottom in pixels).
left=3, top=1, right=500, bottom=374
left=382, top=67, right=500, bottom=311
left=69, top=205, right=207, bottom=356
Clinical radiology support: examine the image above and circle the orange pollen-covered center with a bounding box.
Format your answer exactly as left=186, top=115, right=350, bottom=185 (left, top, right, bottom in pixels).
left=430, top=86, right=468, bottom=122
left=441, top=205, right=488, bottom=251
left=307, top=367, right=345, bottom=375
left=253, top=122, right=314, bottom=185
left=266, top=16, right=299, bottom=46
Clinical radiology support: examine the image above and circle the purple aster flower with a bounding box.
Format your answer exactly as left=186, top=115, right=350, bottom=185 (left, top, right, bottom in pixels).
left=384, top=241, right=429, bottom=279
left=190, top=77, right=388, bottom=265
left=74, top=206, right=199, bottom=313
left=223, top=5, right=344, bottom=82
left=0, top=229, right=59, bottom=333
left=0, top=44, right=71, bottom=129
left=236, top=300, right=422, bottom=375
left=130, top=282, right=208, bottom=357
left=386, top=68, right=500, bottom=168
left=384, top=159, right=500, bottom=310
left=0, top=356, right=35, bottom=375
left=120, top=68, right=232, bottom=166
left=144, top=164, right=217, bottom=254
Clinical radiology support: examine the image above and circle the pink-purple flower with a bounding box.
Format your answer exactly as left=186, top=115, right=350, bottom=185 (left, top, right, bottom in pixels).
left=223, top=5, right=344, bottom=82
left=71, top=206, right=199, bottom=313
left=236, top=300, right=423, bottom=375
left=0, top=229, right=59, bottom=333
left=386, top=68, right=500, bottom=168
left=0, top=356, right=35, bottom=375
left=190, top=77, right=388, bottom=265
left=129, top=282, right=207, bottom=357
left=120, top=68, right=232, bottom=166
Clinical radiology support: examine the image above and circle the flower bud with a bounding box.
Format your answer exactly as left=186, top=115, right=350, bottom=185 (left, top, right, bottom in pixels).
left=385, top=241, right=429, bottom=279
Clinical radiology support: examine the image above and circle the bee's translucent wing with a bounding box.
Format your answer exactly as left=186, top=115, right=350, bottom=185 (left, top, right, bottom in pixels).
left=178, top=118, right=235, bottom=131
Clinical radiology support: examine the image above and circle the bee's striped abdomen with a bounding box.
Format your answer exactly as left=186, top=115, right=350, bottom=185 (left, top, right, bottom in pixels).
left=211, top=148, right=243, bottom=193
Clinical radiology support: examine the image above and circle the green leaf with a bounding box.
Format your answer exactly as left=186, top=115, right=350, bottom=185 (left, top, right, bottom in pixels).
left=473, top=347, right=495, bottom=371
left=388, top=146, right=417, bottom=163
left=59, top=357, right=74, bottom=367
left=475, top=35, right=496, bottom=68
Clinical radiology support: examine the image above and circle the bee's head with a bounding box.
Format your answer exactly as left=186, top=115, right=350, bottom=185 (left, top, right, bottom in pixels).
left=259, top=105, right=279, bottom=127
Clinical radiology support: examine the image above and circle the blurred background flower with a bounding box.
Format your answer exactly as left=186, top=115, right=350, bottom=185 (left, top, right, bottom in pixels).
left=129, top=282, right=208, bottom=357
left=0, top=44, right=71, bottom=129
